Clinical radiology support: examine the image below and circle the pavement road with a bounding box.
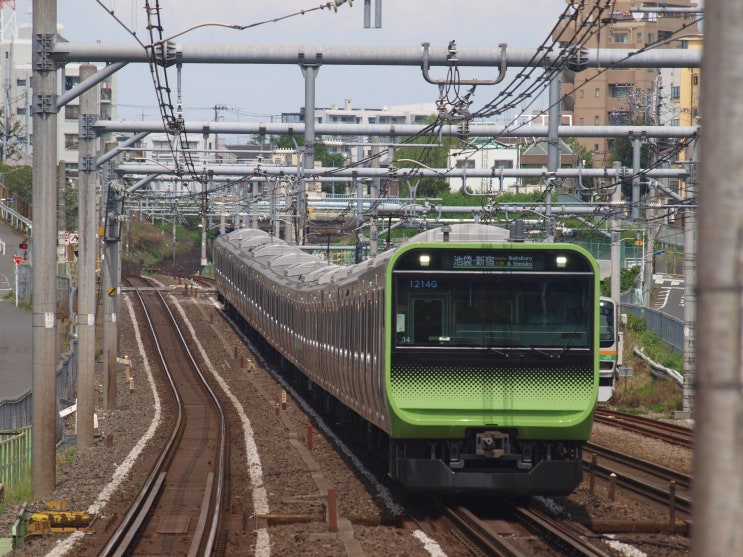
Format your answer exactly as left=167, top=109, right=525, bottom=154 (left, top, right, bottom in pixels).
left=651, top=274, right=685, bottom=322
left=0, top=221, right=32, bottom=401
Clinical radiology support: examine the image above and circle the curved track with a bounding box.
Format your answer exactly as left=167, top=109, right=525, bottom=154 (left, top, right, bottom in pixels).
left=595, top=408, right=693, bottom=448
left=585, top=442, right=692, bottom=517
left=101, top=277, right=228, bottom=556
left=443, top=502, right=614, bottom=557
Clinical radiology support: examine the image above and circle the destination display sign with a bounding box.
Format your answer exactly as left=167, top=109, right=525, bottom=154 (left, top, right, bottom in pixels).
left=448, top=253, right=539, bottom=270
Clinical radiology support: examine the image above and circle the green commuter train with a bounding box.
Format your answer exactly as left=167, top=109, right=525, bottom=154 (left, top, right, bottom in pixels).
left=214, top=223, right=600, bottom=495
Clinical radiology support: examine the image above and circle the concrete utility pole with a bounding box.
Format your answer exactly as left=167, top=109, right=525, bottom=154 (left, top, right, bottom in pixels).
left=680, top=141, right=697, bottom=418
left=56, top=161, right=66, bottom=277
left=300, top=63, right=319, bottom=244
left=31, top=0, right=58, bottom=498
left=3, top=51, right=9, bottom=163
left=201, top=175, right=209, bottom=270
left=102, top=157, right=121, bottom=411
left=692, top=1, right=743, bottom=555
left=545, top=70, right=563, bottom=243
left=631, top=136, right=642, bottom=221
left=369, top=135, right=379, bottom=257
left=102, top=218, right=120, bottom=411
left=609, top=162, right=622, bottom=306
left=76, top=64, right=98, bottom=449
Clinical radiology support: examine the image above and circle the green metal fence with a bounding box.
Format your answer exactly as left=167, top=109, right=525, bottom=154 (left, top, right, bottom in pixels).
left=563, top=239, right=642, bottom=268
left=0, top=426, right=32, bottom=502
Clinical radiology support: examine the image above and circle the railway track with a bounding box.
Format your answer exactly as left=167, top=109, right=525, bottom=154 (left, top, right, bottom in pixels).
left=589, top=410, right=693, bottom=528
left=594, top=408, right=693, bottom=448
left=442, top=502, right=614, bottom=557
left=100, top=276, right=228, bottom=556
left=442, top=438, right=693, bottom=554
left=443, top=435, right=692, bottom=555
left=585, top=442, right=691, bottom=518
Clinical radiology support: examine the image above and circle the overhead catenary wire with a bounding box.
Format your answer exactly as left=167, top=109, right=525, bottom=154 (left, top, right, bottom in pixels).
left=93, top=0, right=700, bottom=241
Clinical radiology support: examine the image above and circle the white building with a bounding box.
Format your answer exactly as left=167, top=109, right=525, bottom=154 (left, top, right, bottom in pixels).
left=447, top=139, right=520, bottom=194
left=282, top=99, right=438, bottom=163
left=1, top=23, right=117, bottom=175
left=120, top=132, right=209, bottom=195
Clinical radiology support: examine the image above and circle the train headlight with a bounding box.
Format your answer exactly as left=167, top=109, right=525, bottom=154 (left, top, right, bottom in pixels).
left=555, top=255, right=567, bottom=268
left=419, top=254, right=431, bottom=267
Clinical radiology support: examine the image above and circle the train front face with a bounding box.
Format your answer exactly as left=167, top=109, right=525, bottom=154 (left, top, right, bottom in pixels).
left=386, top=242, right=599, bottom=495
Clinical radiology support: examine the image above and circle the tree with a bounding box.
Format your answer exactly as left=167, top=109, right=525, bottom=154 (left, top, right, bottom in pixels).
left=0, top=110, right=26, bottom=163
left=276, top=134, right=303, bottom=149
left=314, top=142, right=345, bottom=168
left=0, top=163, right=32, bottom=205
left=394, top=117, right=463, bottom=199
left=562, top=137, right=594, bottom=199
left=610, top=117, right=654, bottom=199
left=314, top=142, right=346, bottom=194
left=275, top=134, right=348, bottom=194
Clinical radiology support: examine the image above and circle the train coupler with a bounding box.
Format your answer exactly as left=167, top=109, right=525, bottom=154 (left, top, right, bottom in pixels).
left=475, top=430, right=510, bottom=458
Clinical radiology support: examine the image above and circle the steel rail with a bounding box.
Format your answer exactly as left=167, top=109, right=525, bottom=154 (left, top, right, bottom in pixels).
left=513, top=505, right=614, bottom=557
left=445, top=503, right=613, bottom=557
left=595, top=408, right=693, bottom=449
left=584, top=443, right=692, bottom=515
left=152, top=281, right=228, bottom=556
left=100, top=278, right=227, bottom=556
left=585, top=442, right=691, bottom=489
left=443, top=505, right=524, bottom=557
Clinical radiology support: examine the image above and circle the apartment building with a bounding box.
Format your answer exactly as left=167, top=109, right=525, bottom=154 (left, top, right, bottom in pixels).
left=281, top=99, right=437, bottom=163
left=555, top=1, right=701, bottom=166
left=1, top=23, right=117, bottom=176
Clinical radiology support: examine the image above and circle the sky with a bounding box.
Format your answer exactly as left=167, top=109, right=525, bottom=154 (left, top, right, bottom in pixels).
left=9, top=1, right=568, bottom=124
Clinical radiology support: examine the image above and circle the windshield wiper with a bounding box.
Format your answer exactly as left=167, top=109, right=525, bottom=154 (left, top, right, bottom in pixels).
left=456, top=339, right=511, bottom=358
left=508, top=342, right=561, bottom=360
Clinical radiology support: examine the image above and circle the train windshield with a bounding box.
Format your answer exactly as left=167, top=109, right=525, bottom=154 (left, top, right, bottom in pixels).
left=393, top=273, right=593, bottom=350
left=599, top=299, right=616, bottom=348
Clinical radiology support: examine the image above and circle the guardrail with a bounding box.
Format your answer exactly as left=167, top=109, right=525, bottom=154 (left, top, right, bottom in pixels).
left=620, top=298, right=684, bottom=354
left=0, top=203, right=32, bottom=231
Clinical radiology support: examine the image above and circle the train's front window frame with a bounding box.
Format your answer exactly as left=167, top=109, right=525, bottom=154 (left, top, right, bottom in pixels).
left=393, top=270, right=594, bottom=350
left=599, top=301, right=616, bottom=347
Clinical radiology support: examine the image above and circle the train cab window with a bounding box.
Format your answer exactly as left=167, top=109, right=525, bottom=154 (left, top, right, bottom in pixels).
left=393, top=261, right=593, bottom=350
left=411, top=297, right=447, bottom=344
left=453, top=287, right=512, bottom=342
left=599, top=301, right=615, bottom=346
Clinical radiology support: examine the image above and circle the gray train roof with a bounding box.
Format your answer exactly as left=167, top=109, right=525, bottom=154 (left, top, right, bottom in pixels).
left=405, top=223, right=511, bottom=243
left=219, top=224, right=512, bottom=290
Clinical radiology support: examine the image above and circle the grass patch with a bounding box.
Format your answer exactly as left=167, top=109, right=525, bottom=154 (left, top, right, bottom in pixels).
left=609, top=315, right=683, bottom=412
left=626, top=315, right=684, bottom=370
left=122, top=216, right=203, bottom=276
left=2, top=291, right=31, bottom=311
left=2, top=476, right=31, bottom=504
